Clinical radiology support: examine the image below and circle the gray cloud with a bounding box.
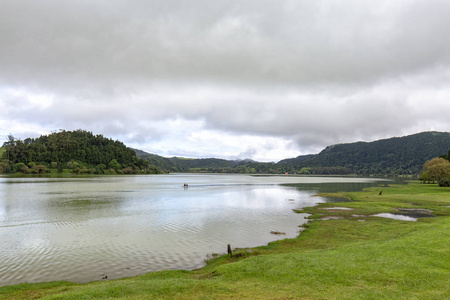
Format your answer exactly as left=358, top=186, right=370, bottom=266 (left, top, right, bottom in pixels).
left=1, top=0, right=450, bottom=161
left=3, top=0, right=450, bottom=87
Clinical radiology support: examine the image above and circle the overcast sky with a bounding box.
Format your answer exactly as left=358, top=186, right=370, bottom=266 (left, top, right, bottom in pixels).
left=1, top=0, right=450, bottom=162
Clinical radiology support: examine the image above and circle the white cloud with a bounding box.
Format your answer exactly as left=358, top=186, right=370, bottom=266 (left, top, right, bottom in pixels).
left=1, top=0, right=450, bottom=161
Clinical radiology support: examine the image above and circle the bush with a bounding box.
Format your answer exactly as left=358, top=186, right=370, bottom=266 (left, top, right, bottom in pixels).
left=122, top=167, right=135, bottom=174
left=14, top=163, right=26, bottom=173
left=33, top=165, right=48, bottom=174
left=438, top=177, right=450, bottom=187
left=95, top=164, right=106, bottom=174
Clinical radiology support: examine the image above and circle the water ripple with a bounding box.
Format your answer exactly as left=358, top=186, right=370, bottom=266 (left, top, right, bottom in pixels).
left=1, top=175, right=381, bottom=286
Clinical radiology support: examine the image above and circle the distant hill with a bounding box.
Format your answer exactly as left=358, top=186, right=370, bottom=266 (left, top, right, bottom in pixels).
left=137, top=131, right=450, bottom=176
left=134, top=150, right=256, bottom=173
left=133, top=149, right=182, bottom=173
left=13, top=130, right=442, bottom=176
left=279, top=131, right=450, bottom=175
left=169, top=157, right=236, bottom=171
left=278, top=154, right=315, bottom=165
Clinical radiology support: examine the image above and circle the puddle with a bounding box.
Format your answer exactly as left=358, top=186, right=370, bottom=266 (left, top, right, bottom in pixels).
left=373, top=213, right=418, bottom=221
left=351, top=214, right=366, bottom=218
left=323, top=207, right=353, bottom=210
left=321, top=216, right=344, bottom=220
left=373, top=207, right=435, bottom=222
left=397, top=208, right=432, bottom=214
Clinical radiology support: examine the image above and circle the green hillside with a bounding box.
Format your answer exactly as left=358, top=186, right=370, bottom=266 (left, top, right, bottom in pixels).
left=278, top=154, right=315, bottom=165
left=133, top=149, right=182, bottom=173
left=281, top=131, right=450, bottom=176
left=169, top=157, right=236, bottom=172
left=9, top=130, right=444, bottom=176
left=0, top=130, right=159, bottom=174
left=137, top=131, right=450, bottom=176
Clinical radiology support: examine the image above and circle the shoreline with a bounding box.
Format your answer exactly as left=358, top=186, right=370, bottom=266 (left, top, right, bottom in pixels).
left=0, top=180, right=377, bottom=288
left=2, top=181, right=448, bottom=299
left=0, top=176, right=387, bottom=288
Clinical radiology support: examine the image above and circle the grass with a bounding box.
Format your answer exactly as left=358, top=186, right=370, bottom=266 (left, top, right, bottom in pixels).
left=1, top=182, right=449, bottom=299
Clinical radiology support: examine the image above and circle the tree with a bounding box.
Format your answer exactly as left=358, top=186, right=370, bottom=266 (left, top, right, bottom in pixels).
left=33, top=165, right=48, bottom=174
left=95, top=164, right=106, bottom=174
left=298, top=167, right=312, bottom=175
left=14, top=163, right=26, bottom=173
left=441, top=149, right=450, bottom=161
left=108, top=159, right=121, bottom=171
left=419, top=157, right=450, bottom=185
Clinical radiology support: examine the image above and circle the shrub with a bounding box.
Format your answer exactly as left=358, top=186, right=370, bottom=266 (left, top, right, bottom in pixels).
left=438, top=177, right=450, bottom=187
left=33, top=165, right=48, bottom=174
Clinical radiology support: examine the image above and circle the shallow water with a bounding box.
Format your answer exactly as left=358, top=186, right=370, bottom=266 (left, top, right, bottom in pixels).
left=373, top=213, right=418, bottom=221
left=0, top=174, right=384, bottom=286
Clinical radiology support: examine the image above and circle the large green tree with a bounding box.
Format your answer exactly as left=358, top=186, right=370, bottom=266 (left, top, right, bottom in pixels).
left=419, top=157, right=450, bottom=186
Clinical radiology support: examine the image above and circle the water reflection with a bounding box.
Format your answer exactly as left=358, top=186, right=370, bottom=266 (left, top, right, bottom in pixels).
left=0, top=174, right=386, bottom=286
left=373, top=213, right=417, bottom=221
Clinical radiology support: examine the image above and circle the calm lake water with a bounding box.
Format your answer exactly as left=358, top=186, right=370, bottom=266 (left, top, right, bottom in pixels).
left=0, top=174, right=386, bottom=286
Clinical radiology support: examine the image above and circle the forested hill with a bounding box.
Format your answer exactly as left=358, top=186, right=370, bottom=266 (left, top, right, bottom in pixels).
left=1, top=130, right=158, bottom=174
left=133, top=149, right=235, bottom=173
left=279, top=131, right=450, bottom=175
left=136, top=131, right=450, bottom=175
left=132, top=149, right=181, bottom=173
left=134, top=151, right=259, bottom=173
left=3, top=130, right=449, bottom=176
left=169, top=157, right=236, bottom=171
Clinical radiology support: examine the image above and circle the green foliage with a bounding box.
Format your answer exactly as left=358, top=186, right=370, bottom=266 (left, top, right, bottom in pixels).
left=420, top=157, right=450, bottom=185
left=0, top=130, right=159, bottom=174
left=438, top=177, right=450, bottom=187
left=440, top=149, right=450, bottom=161
left=298, top=167, right=312, bottom=174
left=281, top=131, right=450, bottom=176
left=133, top=149, right=181, bottom=173
left=13, top=163, right=26, bottom=173
left=108, top=159, right=122, bottom=171
left=170, top=157, right=235, bottom=171
left=95, top=163, right=106, bottom=174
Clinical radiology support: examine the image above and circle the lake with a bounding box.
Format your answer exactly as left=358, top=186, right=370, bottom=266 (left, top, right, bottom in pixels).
left=0, top=174, right=386, bottom=286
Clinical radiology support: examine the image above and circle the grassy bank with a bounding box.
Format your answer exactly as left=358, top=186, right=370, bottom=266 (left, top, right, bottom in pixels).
left=1, top=182, right=449, bottom=299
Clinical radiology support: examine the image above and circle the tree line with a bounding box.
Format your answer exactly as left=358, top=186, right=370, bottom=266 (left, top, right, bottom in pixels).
left=0, top=130, right=159, bottom=174
left=135, top=131, right=450, bottom=176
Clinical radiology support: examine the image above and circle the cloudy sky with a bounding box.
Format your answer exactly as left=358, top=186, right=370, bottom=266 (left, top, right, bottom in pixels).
left=1, top=0, right=449, bottom=162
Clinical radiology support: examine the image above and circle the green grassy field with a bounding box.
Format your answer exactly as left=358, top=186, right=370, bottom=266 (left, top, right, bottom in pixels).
left=1, top=182, right=449, bottom=299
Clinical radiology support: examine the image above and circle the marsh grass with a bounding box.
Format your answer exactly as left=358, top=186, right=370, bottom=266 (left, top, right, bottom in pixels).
left=1, top=182, right=449, bottom=299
